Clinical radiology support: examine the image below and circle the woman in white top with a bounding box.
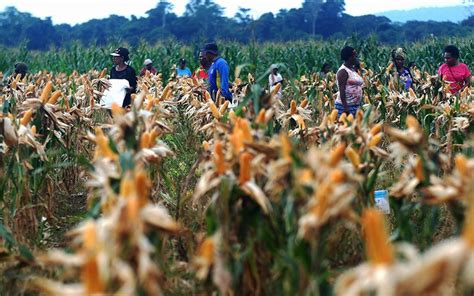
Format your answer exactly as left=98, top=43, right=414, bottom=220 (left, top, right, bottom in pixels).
left=269, top=64, right=283, bottom=98
left=336, top=46, right=364, bottom=116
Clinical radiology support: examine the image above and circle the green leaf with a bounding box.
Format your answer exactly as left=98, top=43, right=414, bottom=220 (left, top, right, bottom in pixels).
left=0, top=223, right=15, bottom=247
left=18, top=244, right=34, bottom=261
left=119, top=151, right=135, bottom=173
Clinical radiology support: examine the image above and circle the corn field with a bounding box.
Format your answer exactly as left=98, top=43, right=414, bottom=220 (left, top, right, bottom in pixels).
left=1, top=38, right=474, bottom=295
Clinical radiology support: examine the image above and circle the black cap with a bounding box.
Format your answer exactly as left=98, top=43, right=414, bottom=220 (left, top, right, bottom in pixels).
left=110, top=47, right=129, bottom=58
left=179, top=58, right=186, bottom=64
left=202, top=43, right=219, bottom=55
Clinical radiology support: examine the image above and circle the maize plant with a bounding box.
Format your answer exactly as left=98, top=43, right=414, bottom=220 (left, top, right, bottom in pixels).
left=0, top=39, right=473, bottom=295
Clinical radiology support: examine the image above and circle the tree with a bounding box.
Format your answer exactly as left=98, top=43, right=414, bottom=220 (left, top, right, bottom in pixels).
left=317, top=0, right=345, bottom=37
left=184, top=0, right=225, bottom=38
left=234, top=7, right=252, bottom=25
left=146, top=0, right=173, bottom=29
left=234, top=8, right=254, bottom=42
left=302, top=0, right=323, bottom=36
left=0, top=1, right=472, bottom=48
left=254, top=13, right=275, bottom=41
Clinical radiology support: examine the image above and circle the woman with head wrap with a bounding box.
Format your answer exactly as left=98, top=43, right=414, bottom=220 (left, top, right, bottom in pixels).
left=389, top=48, right=414, bottom=90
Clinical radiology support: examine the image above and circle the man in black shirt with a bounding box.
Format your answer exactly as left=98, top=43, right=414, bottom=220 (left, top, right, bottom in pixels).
left=110, top=47, right=137, bottom=108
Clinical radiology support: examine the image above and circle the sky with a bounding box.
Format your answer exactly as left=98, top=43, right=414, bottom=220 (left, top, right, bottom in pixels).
left=0, top=0, right=463, bottom=25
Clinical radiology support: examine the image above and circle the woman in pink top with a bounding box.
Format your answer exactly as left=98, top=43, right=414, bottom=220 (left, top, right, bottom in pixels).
left=336, top=46, right=364, bottom=116
left=438, top=45, right=471, bottom=94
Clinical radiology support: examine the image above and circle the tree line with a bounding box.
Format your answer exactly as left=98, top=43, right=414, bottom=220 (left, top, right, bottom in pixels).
left=0, top=0, right=473, bottom=50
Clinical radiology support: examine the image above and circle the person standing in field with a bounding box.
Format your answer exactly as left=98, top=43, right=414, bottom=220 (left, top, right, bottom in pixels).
left=176, top=58, right=192, bottom=77
left=319, top=63, right=331, bottom=78
left=14, top=62, right=28, bottom=79
left=140, top=59, right=157, bottom=76
left=7, top=62, right=28, bottom=88
left=110, top=47, right=137, bottom=108
left=269, top=64, right=283, bottom=98
left=193, top=51, right=209, bottom=80
left=335, top=46, right=364, bottom=116
left=202, top=43, right=233, bottom=102
left=438, top=45, right=472, bottom=95
left=389, top=48, right=414, bottom=90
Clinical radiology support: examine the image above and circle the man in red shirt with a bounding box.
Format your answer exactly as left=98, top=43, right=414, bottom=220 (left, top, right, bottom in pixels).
left=140, top=59, right=157, bottom=76
left=438, top=45, right=471, bottom=94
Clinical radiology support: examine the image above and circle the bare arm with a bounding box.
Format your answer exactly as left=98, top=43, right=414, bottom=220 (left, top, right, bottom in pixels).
left=337, top=69, right=350, bottom=113
left=456, top=74, right=472, bottom=94
left=464, top=75, right=472, bottom=91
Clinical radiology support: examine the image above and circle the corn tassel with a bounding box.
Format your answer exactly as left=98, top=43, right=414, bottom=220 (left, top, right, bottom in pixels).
left=160, top=84, right=171, bottom=101
left=455, top=154, right=469, bottom=177
left=280, top=133, right=292, bottom=161
left=329, top=109, right=338, bottom=123
left=329, top=143, right=346, bottom=167
left=140, top=132, right=151, bottom=149
left=239, top=119, right=252, bottom=143
left=290, top=100, right=297, bottom=115
left=311, top=183, right=331, bottom=217
left=414, top=157, right=424, bottom=182
left=256, top=109, right=266, bottom=124
left=148, top=128, right=160, bottom=147
left=11, top=74, right=21, bottom=90
left=330, top=169, right=346, bottom=183
left=111, top=103, right=124, bottom=116
left=462, top=202, right=474, bottom=248
left=48, top=91, right=62, bottom=105
left=239, top=152, right=252, bottom=184
left=214, top=141, right=227, bottom=175
left=345, top=147, right=361, bottom=169
left=406, top=115, right=420, bottom=130
left=271, top=82, right=281, bottom=97
left=219, top=100, right=229, bottom=115
left=98, top=68, right=107, bottom=79
left=209, top=101, right=221, bottom=119
left=362, top=209, right=394, bottom=265
left=229, top=110, right=237, bottom=124
left=370, top=123, right=383, bottom=136
left=385, top=62, right=394, bottom=75
left=368, top=133, right=383, bottom=148
left=408, top=87, right=416, bottom=98
left=40, top=81, right=53, bottom=104
left=135, top=171, right=151, bottom=208
left=300, top=98, right=309, bottom=108
left=204, top=90, right=211, bottom=102
left=20, top=109, right=34, bottom=126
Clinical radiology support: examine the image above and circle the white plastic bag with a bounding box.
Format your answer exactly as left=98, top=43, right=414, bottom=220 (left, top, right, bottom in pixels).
left=100, top=79, right=130, bottom=109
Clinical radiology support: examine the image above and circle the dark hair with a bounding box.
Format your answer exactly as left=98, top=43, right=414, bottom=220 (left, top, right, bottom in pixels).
left=14, top=62, right=28, bottom=73
left=179, top=58, right=186, bottom=64
left=444, top=45, right=459, bottom=59
left=321, top=63, right=330, bottom=72
left=341, top=46, right=355, bottom=61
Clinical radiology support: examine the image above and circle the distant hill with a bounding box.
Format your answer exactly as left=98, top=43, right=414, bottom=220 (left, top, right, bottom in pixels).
left=375, top=6, right=471, bottom=23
